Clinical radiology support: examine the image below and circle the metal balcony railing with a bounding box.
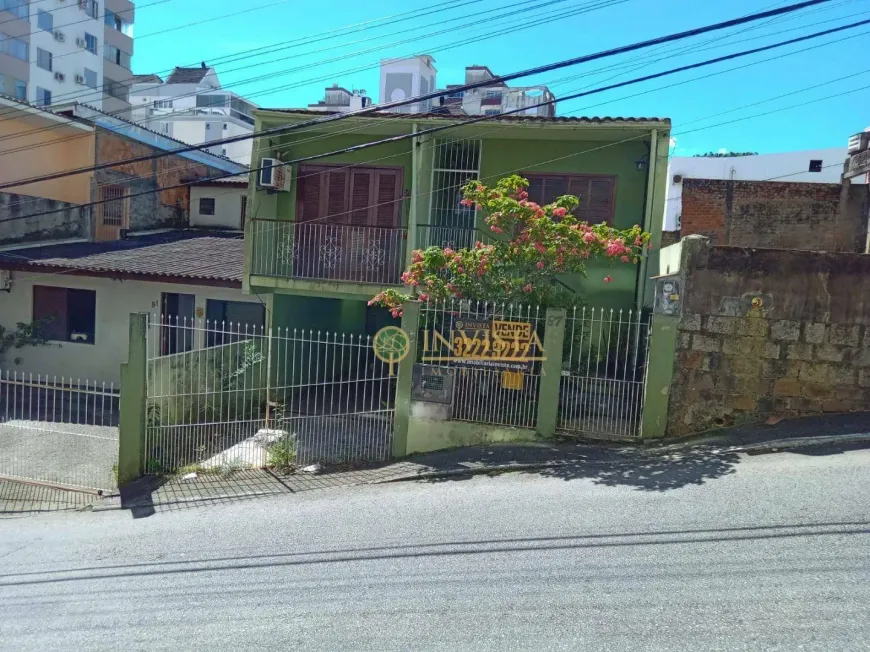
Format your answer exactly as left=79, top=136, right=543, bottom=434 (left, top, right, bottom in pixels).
left=250, top=219, right=407, bottom=285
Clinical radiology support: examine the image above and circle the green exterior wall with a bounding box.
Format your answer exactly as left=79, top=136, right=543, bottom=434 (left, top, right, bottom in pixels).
left=479, top=138, right=655, bottom=312
left=640, top=314, right=679, bottom=439
left=406, top=416, right=539, bottom=454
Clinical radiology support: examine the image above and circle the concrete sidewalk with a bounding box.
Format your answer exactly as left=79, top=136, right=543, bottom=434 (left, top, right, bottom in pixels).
left=5, top=412, right=870, bottom=515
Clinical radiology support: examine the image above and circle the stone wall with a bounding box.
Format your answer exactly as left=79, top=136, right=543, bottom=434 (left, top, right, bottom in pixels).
left=679, top=178, right=867, bottom=252
left=0, top=192, right=91, bottom=245
left=667, top=236, right=870, bottom=436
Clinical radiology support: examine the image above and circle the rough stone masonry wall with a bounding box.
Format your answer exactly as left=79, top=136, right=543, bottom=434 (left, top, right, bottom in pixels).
left=679, top=178, right=867, bottom=252
left=667, top=236, right=870, bottom=436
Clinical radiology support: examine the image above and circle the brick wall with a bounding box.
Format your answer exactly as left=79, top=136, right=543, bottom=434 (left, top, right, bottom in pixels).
left=666, top=236, right=870, bottom=436
left=679, top=178, right=867, bottom=252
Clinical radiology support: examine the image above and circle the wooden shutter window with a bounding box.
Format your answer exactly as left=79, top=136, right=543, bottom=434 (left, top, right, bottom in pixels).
left=374, top=170, right=402, bottom=228
left=349, top=170, right=373, bottom=226
left=526, top=173, right=616, bottom=224
left=325, top=169, right=348, bottom=223
left=297, top=166, right=323, bottom=223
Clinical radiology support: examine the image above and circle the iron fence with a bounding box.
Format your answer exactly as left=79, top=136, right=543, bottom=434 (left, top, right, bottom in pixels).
left=249, top=219, right=407, bottom=285
left=419, top=299, right=544, bottom=429
left=558, top=307, right=651, bottom=439
left=145, top=316, right=395, bottom=474
left=0, top=370, right=119, bottom=492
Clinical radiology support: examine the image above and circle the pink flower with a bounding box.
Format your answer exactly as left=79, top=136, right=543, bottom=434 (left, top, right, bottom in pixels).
left=535, top=209, right=545, bottom=218
left=418, top=293, right=429, bottom=301
left=519, top=191, right=528, bottom=200
left=634, top=236, right=643, bottom=246
left=391, top=310, right=400, bottom=318
left=367, top=300, right=374, bottom=306
left=533, top=242, right=547, bottom=254
left=604, top=276, right=613, bottom=284
left=490, top=226, right=503, bottom=234
left=523, top=283, right=533, bottom=293
left=457, top=266, right=464, bottom=274
left=460, top=198, right=473, bottom=207
left=443, top=247, right=455, bottom=257
left=411, top=250, right=424, bottom=263
left=537, top=261, right=544, bottom=269
left=553, top=207, right=567, bottom=218
left=620, top=255, right=630, bottom=263
left=519, top=200, right=528, bottom=208
left=476, top=184, right=485, bottom=192
left=583, top=232, right=595, bottom=244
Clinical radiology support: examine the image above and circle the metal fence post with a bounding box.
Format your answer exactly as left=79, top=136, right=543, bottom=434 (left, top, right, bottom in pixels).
left=392, top=301, right=421, bottom=458
left=536, top=308, right=566, bottom=438
left=117, top=313, right=148, bottom=486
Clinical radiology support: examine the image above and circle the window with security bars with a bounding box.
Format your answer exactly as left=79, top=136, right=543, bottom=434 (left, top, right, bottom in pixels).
left=525, top=172, right=616, bottom=224
left=100, top=185, right=128, bottom=226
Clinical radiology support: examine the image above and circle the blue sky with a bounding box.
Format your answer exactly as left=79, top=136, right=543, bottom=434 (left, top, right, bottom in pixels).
left=132, top=0, right=870, bottom=156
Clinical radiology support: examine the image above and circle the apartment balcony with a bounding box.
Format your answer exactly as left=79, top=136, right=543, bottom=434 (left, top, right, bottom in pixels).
left=248, top=219, right=407, bottom=294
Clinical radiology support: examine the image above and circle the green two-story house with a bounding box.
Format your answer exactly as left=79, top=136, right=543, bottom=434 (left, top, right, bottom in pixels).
left=243, top=109, right=671, bottom=335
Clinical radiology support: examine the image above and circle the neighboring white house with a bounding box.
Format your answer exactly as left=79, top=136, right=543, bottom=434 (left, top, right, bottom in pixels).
left=189, top=176, right=249, bottom=231
left=0, top=230, right=266, bottom=385
left=307, top=85, right=372, bottom=113
left=663, top=148, right=854, bottom=231
left=128, top=66, right=257, bottom=166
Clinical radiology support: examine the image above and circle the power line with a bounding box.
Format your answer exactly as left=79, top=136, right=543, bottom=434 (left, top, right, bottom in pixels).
left=5, top=13, right=866, bottom=220
left=0, top=0, right=487, bottom=121
left=0, top=0, right=600, bottom=145
left=2, top=14, right=864, bottom=226
left=0, top=0, right=838, bottom=193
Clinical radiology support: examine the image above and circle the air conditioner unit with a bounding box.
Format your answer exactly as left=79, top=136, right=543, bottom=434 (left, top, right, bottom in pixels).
left=74, top=74, right=85, bottom=85
left=847, top=132, right=870, bottom=154
left=258, top=158, right=291, bottom=192
left=54, top=31, right=65, bottom=42
left=75, top=37, right=87, bottom=48
left=54, top=72, right=66, bottom=82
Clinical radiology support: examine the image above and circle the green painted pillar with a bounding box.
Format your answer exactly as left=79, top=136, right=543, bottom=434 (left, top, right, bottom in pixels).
left=118, top=312, right=148, bottom=486
left=536, top=308, right=566, bottom=438
left=640, top=314, right=679, bottom=439
left=392, top=301, right=421, bottom=458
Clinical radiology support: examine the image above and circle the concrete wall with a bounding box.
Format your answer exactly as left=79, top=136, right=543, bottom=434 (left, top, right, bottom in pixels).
left=679, top=178, right=867, bottom=252
left=665, top=236, right=870, bottom=436
left=0, top=192, right=90, bottom=244
left=0, top=272, right=263, bottom=384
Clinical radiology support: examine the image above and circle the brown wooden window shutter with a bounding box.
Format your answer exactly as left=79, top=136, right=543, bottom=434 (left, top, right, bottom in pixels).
left=526, top=173, right=616, bottom=224
left=374, top=169, right=402, bottom=228
left=349, top=169, right=373, bottom=226
left=297, top=166, right=324, bottom=223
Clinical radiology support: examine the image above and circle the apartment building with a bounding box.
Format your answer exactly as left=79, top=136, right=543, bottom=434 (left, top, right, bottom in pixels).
left=307, top=84, right=371, bottom=113
left=128, top=65, right=257, bottom=165
left=0, top=0, right=134, bottom=113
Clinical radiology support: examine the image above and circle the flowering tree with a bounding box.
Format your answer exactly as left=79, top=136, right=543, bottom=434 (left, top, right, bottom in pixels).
left=370, top=175, right=650, bottom=317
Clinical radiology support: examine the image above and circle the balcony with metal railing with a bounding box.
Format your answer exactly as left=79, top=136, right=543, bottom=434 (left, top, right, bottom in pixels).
left=249, top=219, right=408, bottom=289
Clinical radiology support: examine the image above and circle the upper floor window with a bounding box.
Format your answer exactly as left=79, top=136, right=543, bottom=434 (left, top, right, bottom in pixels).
left=1, top=32, right=28, bottom=61
left=35, top=86, right=51, bottom=106
left=36, top=47, right=52, bottom=71
left=80, top=0, right=98, bottom=19
left=104, top=9, right=133, bottom=36
left=447, top=89, right=465, bottom=99
left=103, top=43, right=131, bottom=69
left=808, top=159, right=823, bottom=172
left=153, top=99, right=173, bottom=109
left=105, top=78, right=128, bottom=101
left=483, top=109, right=500, bottom=116
left=14, top=79, right=26, bottom=100
left=0, top=0, right=28, bottom=20
left=84, top=67, right=98, bottom=89
left=84, top=31, right=98, bottom=55
left=484, top=90, right=503, bottom=101
left=37, top=9, right=53, bottom=32
left=525, top=173, right=617, bottom=224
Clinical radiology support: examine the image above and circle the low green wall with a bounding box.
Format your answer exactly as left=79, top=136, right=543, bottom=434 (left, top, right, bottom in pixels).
left=406, top=413, right=540, bottom=454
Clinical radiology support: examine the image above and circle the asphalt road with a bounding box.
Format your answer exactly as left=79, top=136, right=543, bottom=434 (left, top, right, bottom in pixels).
left=1, top=444, right=869, bottom=651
